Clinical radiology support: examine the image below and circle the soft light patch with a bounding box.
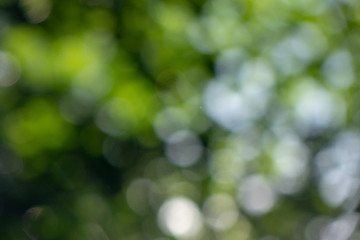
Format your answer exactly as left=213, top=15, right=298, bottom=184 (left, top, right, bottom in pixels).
left=157, top=197, right=202, bottom=238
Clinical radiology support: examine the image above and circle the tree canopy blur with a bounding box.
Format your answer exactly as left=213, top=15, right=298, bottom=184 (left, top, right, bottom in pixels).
left=1, top=0, right=360, bottom=239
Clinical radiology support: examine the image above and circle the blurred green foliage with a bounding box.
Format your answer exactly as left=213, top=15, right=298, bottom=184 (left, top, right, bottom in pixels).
left=1, top=0, right=360, bottom=239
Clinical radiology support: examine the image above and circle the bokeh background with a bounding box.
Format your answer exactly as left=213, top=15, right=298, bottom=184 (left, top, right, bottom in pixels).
left=1, top=0, right=360, bottom=239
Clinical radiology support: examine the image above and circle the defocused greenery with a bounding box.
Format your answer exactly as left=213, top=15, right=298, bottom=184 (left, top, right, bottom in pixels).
left=1, top=0, right=360, bottom=239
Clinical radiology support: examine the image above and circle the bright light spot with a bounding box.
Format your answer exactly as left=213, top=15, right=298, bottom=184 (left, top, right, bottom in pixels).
left=295, top=89, right=331, bottom=131
left=273, top=135, right=308, bottom=178
left=0, top=51, right=20, bottom=87
left=237, top=175, right=277, bottom=216
left=320, top=214, right=359, bottom=240
left=203, top=80, right=253, bottom=130
left=157, top=197, right=203, bottom=238
left=294, top=82, right=345, bottom=135
left=165, top=130, right=203, bottom=167
left=203, top=194, right=239, bottom=231
left=322, top=49, right=354, bottom=88
left=204, top=57, right=274, bottom=131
